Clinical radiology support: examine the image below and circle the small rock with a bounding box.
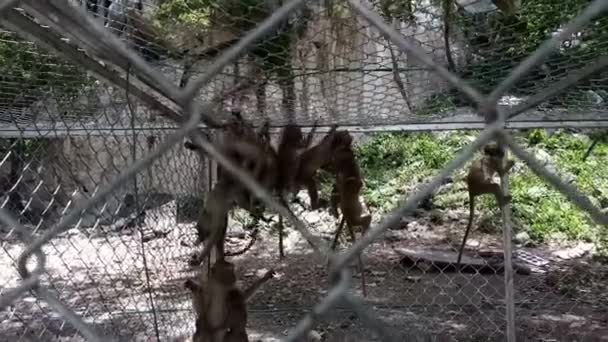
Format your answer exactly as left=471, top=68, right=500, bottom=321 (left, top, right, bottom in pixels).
left=514, top=231, right=531, bottom=245
left=585, top=90, right=604, bottom=106
left=534, top=148, right=552, bottom=166
left=385, top=230, right=404, bottom=242
left=304, top=211, right=321, bottom=224
left=553, top=243, right=592, bottom=260
left=446, top=210, right=460, bottom=221
left=308, top=330, right=322, bottom=342
left=406, top=220, right=419, bottom=231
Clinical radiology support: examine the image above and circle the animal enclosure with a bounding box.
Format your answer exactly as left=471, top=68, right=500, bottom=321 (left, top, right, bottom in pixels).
left=0, top=0, right=607, bottom=341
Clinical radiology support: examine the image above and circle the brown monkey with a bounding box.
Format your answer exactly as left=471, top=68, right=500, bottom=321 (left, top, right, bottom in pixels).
left=192, top=146, right=277, bottom=265
left=328, top=132, right=371, bottom=245
left=190, top=181, right=235, bottom=266
left=276, top=125, right=305, bottom=194
left=325, top=130, right=370, bottom=296
left=293, top=125, right=338, bottom=209
left=273, top=125, right=307, bottom=259
left=188, top=126, right=278, bottom=266
left=276, top=121, right=322, bottom=194
left=185, top=260, right=275, bottom=342
left=323, top=130, right=355, bottom=217
left=456, top=143, right=515, bottom=267
left=212, top=114, right=278, bottom=201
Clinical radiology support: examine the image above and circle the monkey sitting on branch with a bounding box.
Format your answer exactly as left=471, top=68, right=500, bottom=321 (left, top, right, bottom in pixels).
left=185, top=259, right=275, bottom=342
left=456, top=143, right=515, bottom=268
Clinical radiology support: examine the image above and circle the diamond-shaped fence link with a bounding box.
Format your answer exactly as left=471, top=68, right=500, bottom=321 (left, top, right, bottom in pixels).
left=0, top=0, right=607, bottom=341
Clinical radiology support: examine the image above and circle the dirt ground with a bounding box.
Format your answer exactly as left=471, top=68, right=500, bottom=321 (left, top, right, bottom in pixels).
left=1, top=201, right=607, bottom=342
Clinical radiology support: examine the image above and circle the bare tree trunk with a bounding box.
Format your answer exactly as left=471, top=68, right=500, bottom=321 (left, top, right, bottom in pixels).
left=388, top=19, right=414, bottom=113
left=443, top=0, right=457, bottom=71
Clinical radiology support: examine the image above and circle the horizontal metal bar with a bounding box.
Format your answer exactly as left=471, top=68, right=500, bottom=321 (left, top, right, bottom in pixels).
left=1, top=119, right=608, bottom=137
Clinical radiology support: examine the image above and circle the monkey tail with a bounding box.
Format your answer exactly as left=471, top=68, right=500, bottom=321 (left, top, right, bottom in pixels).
left=456, top=195, right=475, bottom=268
left=225, top=228, right=259, bottom=256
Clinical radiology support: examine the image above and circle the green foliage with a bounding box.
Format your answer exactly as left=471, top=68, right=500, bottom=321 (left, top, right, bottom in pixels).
left=355, top=129, right=608, bottom=252
left=456, top=0, right=608, bottom=95
left=0, top=138, right=48, bottom=158
left=155, top=0, right=214, bottom=29
left=155, top=0, right=306, bottom=76
left=0, top=32, right=91, bottom=107
left=156, top=0, right=273, bottom=31
left=355, top=132, right=462, bottom=209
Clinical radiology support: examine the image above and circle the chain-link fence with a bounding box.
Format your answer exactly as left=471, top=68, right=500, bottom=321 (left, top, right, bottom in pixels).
left=0, top=0, right=607, bottom=341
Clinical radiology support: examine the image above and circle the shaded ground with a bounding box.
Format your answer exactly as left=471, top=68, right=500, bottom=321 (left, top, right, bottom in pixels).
left=1, top=201, right=607, bottom=342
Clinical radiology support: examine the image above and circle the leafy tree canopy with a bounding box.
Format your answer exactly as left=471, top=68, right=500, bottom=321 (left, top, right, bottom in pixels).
left=0, top=31, right=91, bottom=110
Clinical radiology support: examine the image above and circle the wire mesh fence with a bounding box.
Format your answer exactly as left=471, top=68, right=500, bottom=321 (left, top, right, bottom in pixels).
left=0, top=0, right=607, bottom=341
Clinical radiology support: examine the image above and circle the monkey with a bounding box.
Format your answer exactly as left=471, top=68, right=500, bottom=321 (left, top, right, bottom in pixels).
left=185, top=259, right=236, bottom=342
left=272, top=125, right=306, bottom=259
left=276, top=125, right=305, bottom=194
left=456, top=143, right=515, bottom=267
left=187, top=115, right=277, bottom=203
left=275, top=120, right=323, bottom=195
left=269, top=121, right=320, bottom=258
left=328, top=131, right=372, bottom=246
left=292, top=125, right=338, bottom=210
left=309, top=129, right=353, bottom=216
left=187, top=118, right=280, bottom=266
left=193, top=182, right=232, bottom=258
left=315, top=130, right=359, bottom=219
left=323, top=130, right=370, bottom=296
left=184, top=260, right=275, bottom=342
left=191, top=146, right=277, bottom=266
